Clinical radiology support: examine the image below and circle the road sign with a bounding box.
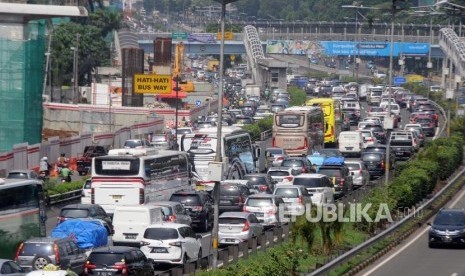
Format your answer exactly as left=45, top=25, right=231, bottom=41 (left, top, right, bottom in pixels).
left=133, top=74, right=172, bottom=94
left=217, top=32, right=234, bottom=40
left=172, top=32, right=188, bottom=40
left=393, top=76, right=406, bottom=85
left=195, top=100, right=202, bottom=107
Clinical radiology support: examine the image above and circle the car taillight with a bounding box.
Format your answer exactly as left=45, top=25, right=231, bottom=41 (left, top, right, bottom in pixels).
left=238, top=196, right=243, bottom=204
left=56, top=217, right=66, bottom=225
left=113, top=262, right=128, bottom=276
left=359, top=169, right=363, bottom=175
left=258, top=185, right=268, bottom=192
left=284, top=176, right=293, bottom=182
left=276, top=156, right=283, bottom=162
left=192, top=206, right=203, bottom=211
left=242, top=220, right=250, bottom=232
left=272, top=137, right=276, bottom=147
left=169, top=241, right=183, bottom=247
left=301, top=168, right=306, bottom=173
left=84, top=262, right=96, bottom=275
left=243, top=206, right=248, bottom=212
left=91, top=188, right=95, bottom=204
left=298, top=195, right=303, bottom=204
left=139, top=188, right=144, bottom=204
left=304, top=139, right=308, bottom=148
left=268, top=208, right=277, bottom=215
left=140, top=241, right=150, bottom=246
left=381, top=160, right=385, bottom=169
left=339, top=178, right=345, bottom=187
left=14, top=242, right=23, bottom=261
left=168, top=215, right=176, bottom=222
left=54, top=243, right=60, bottom=264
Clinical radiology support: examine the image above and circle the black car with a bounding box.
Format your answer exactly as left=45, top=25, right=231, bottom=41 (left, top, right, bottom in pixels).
left=342, top=111, right=360, bottom=126
left=360, top=152, right=385, bottom=179
left=281, top=157, right=314, bottom=174
left=219, top=183, right=251, bottom=213
left=58, top=204, right=113, bottom=235
left=318, top=165, right=353, bottom=198
left=84, top=246, right=154, bottom=276
left=244, top=173, right=275, bottom=194
left=169, top=191, right=214, bottom=231
left=428, top=208, right=465, bottom=248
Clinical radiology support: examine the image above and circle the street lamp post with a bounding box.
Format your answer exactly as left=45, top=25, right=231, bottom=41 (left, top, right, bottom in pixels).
left=385, top=19, right=395, bottom=186
left=212, top=0, right=239, bottom=269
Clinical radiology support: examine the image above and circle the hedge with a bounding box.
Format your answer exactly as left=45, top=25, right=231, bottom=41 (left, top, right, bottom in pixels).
left=45, top=181, right=84, bottom=196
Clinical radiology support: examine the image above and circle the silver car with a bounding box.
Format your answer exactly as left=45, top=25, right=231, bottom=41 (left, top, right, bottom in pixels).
left=0, top=259, right=25, bottom=276
left=218, top=212, right=264, bottom=245
left=344, top=160, right=370, bottom=187
left=152, top=201, right=192, bottom=226
left=273, top=185, right=312, bottom=215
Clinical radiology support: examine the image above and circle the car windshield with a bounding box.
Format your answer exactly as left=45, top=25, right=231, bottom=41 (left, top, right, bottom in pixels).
left=144, top=228, right=179, bottom=240
left=345, top=163, right=361, bottom=170
left=6, top=172, right=29, bottom=179
left=266, top=149, right=283, bottom=156
left=152, top=135, right=167, bottom=142
left=281, top=160, right=304, bottom=167
left=246, top=198, right=273, bottom=207
left=318, top=168, right=342, bottom=177
left=60, top=208, right=89, bottom=218
left=268, top=170, right=290, bottom=176
left=220, top=185, right=240, bottom=195
left=293, top=178, right=324, bottom=187
left=170, top=195, right=200, bottom=206
left=317, top=149, right=342, bottom=157
left=274, top=188, right=299, bottom=198
left=434, top=211, right=465, bottom=226
left=123, top=141, right=143, bottom=148
left=362, top=153, right=382, bottom=161
left=177, top=128, right=192, bottom=134
left=219, top=217, right=246, bottom=224
left=244, top=176, right=266, bottom=185
left=88, top=253, right=124, bottom=265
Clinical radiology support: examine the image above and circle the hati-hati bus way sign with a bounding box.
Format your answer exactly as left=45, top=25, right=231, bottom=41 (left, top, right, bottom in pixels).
left=133, top=74, right=172, bottom=94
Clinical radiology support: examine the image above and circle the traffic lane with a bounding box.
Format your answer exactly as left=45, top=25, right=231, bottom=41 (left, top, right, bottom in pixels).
left=358, top=184, right=465, bottom=276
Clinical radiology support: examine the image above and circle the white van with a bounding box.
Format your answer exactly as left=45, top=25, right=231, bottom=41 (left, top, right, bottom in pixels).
left=338, top=131, right=363, bottom=157
left=113, top=205, right=165, bottom=247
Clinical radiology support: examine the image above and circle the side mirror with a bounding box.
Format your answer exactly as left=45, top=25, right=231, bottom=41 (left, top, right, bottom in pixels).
left=196, top=234, right=203, bottom=240
left=426, top=222, right=432, bottom=226
left=351, top=172, right=355, bottom=176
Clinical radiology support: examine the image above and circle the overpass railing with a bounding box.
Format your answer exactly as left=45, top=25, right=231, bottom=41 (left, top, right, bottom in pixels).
left=439, top=28, right=465, bottom=76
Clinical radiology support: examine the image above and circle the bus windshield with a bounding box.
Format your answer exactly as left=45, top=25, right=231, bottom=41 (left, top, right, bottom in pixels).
left=276, top=114, right=303, bottom=127
left=94, top=157, right=140, bottom=176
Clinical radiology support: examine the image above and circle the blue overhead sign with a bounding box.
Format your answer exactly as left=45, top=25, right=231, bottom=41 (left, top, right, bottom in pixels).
left=393, top=76, right=407, bottom=85
left=319, top=41, right=429, bottom=57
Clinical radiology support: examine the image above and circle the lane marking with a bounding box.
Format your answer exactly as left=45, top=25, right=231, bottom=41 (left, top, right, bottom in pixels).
left=362, top=184, right=465, bottom=276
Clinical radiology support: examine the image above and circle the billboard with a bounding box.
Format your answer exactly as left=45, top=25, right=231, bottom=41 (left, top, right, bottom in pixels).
left=133, top=74, right=172, bottom=94
left=266, top=40, right=430, bottom=57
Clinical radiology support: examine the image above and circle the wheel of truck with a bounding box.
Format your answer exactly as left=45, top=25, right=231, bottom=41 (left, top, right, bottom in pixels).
left=227, top=163, right=244, bottom=180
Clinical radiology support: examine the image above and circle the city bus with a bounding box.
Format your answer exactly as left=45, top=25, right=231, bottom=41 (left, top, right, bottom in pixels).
left=91, top=148, right=191, bottom=214
left=0, top=179, right=46, bottom=258
left=272, top=106, right=325, bottom=156
left=180, top=126, right=256, bottom=186
left=306, top=98, right=342, bottom=146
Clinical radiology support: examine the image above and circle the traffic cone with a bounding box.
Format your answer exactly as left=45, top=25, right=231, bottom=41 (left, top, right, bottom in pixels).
left=50, top=164, right=58, bottom=177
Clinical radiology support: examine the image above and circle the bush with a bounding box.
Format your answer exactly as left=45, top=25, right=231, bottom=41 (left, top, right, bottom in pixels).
left=288, top=87, right=307, bottom=106
left=46, top=181, right=83, bottom=196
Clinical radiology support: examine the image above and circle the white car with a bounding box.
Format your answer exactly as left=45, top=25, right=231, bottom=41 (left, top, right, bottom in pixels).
left=140, top=223, right=202, bottom=265
left=80, top=180, right=91, bottom=204
left=267, top=167, right=298, bottom=184
left=292, top=174, right=334, bottom=205
left=358, top=129, right=377, bottom=148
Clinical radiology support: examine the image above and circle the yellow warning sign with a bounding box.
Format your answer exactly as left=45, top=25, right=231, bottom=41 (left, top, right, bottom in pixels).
left=217, top=32, right=234, bottom=40
left=133, top=74, right=172, bottom=94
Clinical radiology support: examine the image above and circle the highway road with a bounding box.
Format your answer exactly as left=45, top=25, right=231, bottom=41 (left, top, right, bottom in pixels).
left=358, top=178, right=465, bottom=276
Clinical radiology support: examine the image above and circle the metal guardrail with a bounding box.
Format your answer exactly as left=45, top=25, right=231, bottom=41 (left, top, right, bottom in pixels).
left=48, top=189, right=82, bottom=205
left=260, top=129, right=272, bottom=141
left=308, top=99, right=454, bottom=276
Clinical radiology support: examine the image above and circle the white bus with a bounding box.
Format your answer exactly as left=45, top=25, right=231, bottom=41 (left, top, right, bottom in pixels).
left=0, top=179, right=46, bottom=258
left=180, top=126, right=256, bottom=184
left=91, top=148, right=192, bottom=214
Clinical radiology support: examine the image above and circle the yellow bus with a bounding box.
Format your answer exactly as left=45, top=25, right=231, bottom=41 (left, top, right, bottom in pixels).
left=306, top=98, right=341, bottom=146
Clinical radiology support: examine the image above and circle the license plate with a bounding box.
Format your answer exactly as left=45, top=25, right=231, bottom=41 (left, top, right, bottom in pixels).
left=112, top=195, right=122, bottom=199
left=220, top=200, right=230, bottom=204
left=123, top=233, right=137, bottom=240
left=395, top=152, right=403, bottom=156
left=345, top=147, right=353, bottom=150
left=277, top=179, right=283, bottom=182
left=225, top=239, right=236, bottom=242
left=151, top=247, right=168, bottom=253
left=97, top=272, right=113, bottom=276
left=254, top=212, right=264, bottom=217
left=443, top=237, right=452, bottom=243
left=196, top=185, right=206, bottom=191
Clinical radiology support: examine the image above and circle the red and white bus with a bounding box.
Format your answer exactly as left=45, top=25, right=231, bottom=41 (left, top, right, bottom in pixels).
left=91, top=148, right=192, bottom=215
